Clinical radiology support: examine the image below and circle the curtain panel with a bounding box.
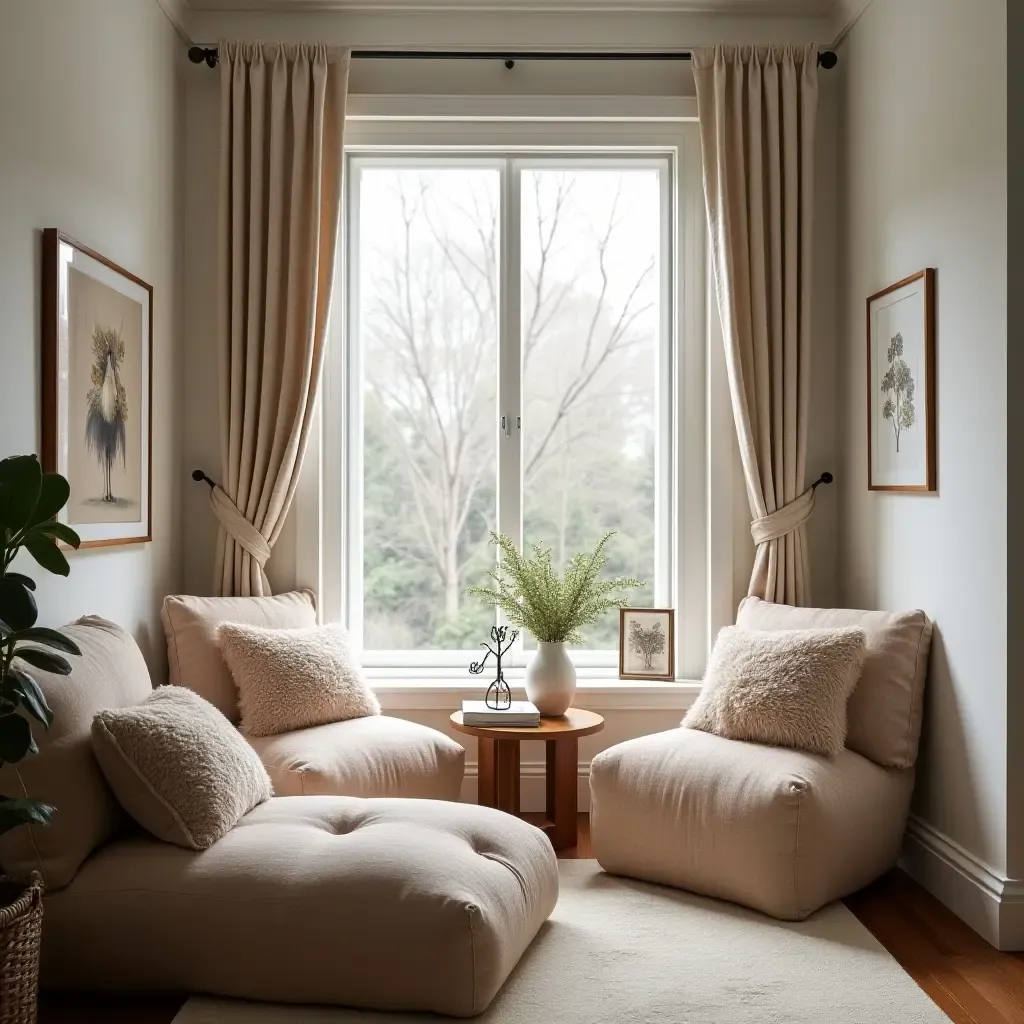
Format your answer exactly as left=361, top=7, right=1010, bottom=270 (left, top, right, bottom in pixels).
left=693, top=44, right=819, bottom=605
left=213, top=41, right=350, bottom=596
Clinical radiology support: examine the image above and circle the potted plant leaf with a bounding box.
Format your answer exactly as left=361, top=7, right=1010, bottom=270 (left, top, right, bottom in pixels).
left=0, top=454, right=81, bottom=1021
left=469, top=532, right=644, bottom=716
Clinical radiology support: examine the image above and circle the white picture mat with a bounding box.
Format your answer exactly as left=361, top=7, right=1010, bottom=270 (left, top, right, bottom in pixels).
left=868, top=277, right=930, bottom=488
left=56, top=240, right=151, bottom=541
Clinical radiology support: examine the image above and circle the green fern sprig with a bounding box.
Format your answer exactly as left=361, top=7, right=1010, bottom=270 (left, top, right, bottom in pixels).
left=468, top=532, right=645, bottom=645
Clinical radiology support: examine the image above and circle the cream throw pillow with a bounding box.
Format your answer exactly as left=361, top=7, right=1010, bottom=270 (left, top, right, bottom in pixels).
left=683, top=626, right=868, bottom=758
left=217, top=623, right=381, bottom=738
left=91, top=686, right=272, bottom=850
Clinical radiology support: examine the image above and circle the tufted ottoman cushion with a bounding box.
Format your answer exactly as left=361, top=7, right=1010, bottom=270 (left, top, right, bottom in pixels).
left=42, top=796, right=558, bottom=1016
left=248, top=715, right=466, bottom=800
left=590, top=728, right=914, bottom=920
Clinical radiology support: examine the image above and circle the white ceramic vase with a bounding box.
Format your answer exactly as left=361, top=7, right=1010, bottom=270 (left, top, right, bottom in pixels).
left=525, top=641, right=577, bottom=717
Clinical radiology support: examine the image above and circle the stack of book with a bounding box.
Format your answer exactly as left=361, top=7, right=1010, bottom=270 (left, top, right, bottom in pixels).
left=461, top=700, right=540, bottom=727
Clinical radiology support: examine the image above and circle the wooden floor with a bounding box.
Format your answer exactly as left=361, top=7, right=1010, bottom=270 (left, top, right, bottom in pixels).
left=38, top=815, right=1024, bottom=1024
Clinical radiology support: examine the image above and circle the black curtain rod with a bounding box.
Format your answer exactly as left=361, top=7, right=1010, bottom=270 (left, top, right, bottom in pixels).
left=188, top=46, right=838, bottom=70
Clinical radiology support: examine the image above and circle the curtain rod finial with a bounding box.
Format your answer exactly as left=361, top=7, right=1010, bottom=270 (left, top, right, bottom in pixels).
left=819, top=50, right=838, bottom=70
left=188, top=46, right=218, bottom=68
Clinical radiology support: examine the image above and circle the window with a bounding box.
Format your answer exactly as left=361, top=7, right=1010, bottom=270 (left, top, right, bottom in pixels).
left=319, top=113, right=710, bottom=682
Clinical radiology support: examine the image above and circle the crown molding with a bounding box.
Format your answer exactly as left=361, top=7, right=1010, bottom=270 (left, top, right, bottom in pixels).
left=829, top=0, right=874, bottom=46
left=184, top=0, right=834, bottom=14
left=155, top=0, right=193, bottom=41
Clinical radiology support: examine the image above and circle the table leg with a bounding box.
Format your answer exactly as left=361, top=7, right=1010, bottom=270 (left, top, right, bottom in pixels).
left=477, top=737, right=521, bottom=813
left=494, top=739, right=521, bottom=813
left=545, top=737, right=579, bottom=850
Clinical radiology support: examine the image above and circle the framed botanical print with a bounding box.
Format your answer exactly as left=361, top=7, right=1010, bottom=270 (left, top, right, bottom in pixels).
left=866, top=269, right=936, bottom=492
left=619, top=607, right=675, bottom=681
left=41, top=230, right=153, bottom=547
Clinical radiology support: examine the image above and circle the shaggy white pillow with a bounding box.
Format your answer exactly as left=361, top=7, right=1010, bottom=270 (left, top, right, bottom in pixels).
left=91, top=686, right=272, bottom=850
left=683, top=625, right=867, bottom=758
left=217, top=622, right=381, bottom=738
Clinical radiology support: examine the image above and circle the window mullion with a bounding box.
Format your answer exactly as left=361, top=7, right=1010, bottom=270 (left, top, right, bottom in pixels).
left=497, top=158, right=524, bottom=654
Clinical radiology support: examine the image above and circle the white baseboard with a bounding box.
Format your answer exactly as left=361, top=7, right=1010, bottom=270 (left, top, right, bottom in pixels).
left=460, top=761, right=591, bottom=813
left=902, top=815, right=1024, bottom=950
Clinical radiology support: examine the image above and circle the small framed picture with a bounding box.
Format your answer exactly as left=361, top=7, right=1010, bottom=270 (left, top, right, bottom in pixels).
left=866, top=269, right=936, bottom=492
left=41, top=230, right=153, bottom=547
left=619, top=608, right=675, bottom=681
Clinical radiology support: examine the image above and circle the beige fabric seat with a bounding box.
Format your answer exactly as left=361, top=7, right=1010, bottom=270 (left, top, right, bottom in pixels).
left=0, top=617, right=557, bottom=1016
left=590, top=599, right=932, bottom=920
left=161, top=592, right=466, bottom=801
left=249, top=715, right=465, bottom=799
left=43, top=796, right=556, bottom=1016
left=591, top=728, right=913, bottom=920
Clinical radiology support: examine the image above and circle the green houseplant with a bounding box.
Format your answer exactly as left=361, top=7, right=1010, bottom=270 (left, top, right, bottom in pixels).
left=0, top=454, right=81, bottom=1021
left=1, top=455, right=82, bottom=836
left=469, top=532, right=643, bottom=715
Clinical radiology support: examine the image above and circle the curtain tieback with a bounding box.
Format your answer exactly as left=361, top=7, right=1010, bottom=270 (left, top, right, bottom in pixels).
left=750, top=486, right=816, bottom=546
left=210, top=486, right=272, bottom=567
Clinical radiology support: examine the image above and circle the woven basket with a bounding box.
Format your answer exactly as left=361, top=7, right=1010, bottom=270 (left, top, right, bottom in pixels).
left=0, top=873, right=44, bottom=1024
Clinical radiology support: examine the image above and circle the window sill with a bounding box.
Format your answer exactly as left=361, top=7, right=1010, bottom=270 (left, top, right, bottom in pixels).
left=370, top=678, right=701, bottom=711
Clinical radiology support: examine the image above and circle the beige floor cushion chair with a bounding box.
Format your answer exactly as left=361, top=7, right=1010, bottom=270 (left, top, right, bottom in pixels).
left=590, top=598, right=932, bottom=921
left=0, top=618, right=557, bottom=1016
left=162, top=591, right=465, bottom=800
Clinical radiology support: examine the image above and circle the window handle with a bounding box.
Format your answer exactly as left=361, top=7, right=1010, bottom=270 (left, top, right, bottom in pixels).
left=500, top=415, right=520, bottom=438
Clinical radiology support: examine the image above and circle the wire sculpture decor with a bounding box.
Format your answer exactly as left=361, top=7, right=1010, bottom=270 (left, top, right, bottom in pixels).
left=469, top=626, right=518, bottom=710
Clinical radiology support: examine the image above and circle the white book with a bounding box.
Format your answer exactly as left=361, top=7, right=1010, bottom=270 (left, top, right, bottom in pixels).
left=461, top=700, right=540, bottom=726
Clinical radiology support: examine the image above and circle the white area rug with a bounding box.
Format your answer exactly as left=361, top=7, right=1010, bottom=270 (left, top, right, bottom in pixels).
left=174, top=861, right=948, bottom=1024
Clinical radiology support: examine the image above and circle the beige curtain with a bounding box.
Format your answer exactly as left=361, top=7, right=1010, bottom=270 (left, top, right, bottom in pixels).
left=213, top=41, right=350, bottom=596
left=693, top=45, right=819, bottom=606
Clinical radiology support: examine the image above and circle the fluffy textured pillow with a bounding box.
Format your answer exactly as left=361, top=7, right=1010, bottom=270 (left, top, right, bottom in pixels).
left=161, top=590, right=318, bottom=720
left=683, top=626, right=868, bottom=758
left=91, top=686, right=272, bottom=850
left=217, top=623, right=381, bottom=738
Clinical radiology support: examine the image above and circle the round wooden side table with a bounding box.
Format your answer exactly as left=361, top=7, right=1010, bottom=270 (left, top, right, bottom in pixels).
left=450, top=708, right=604, bottom=851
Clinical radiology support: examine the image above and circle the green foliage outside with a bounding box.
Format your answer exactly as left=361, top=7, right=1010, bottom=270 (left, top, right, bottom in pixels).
left=359, top=167, right=660, bottom=652
left=468, top=532, right=644, bottom=645
left=0, top=455, right=81, bottom=837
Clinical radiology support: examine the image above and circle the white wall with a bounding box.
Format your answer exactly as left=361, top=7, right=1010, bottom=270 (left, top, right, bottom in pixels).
left=835, top=0, right=1011, bottom=944
left=0, top=0, right=184, bottom=680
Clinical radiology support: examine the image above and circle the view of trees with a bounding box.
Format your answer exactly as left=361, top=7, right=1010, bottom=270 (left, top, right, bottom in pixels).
left=358, top=164, right=662, bottom=652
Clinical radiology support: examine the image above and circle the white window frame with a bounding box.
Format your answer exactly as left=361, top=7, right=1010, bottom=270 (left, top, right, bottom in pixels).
left=310, top=98, right=723, bottom=687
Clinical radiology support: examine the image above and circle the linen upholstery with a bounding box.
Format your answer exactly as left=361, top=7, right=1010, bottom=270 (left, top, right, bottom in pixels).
left=736, top=597, right=933, bottom=768
left=684, top=625, right=866, bottom=757
left=0, top=618, right=152, bottom=889
left=692, top=45, right=819, bottom=605
left=214, top=41, right=349, bottom=596
left=248, top=716, right=465, bottom=799
left=217, top=622, right=380, bottom=737
left=91, top=688, right=272, bottom=850
left=42, top=796, right=558, bottom=1017
left=161, top=590, right=317, bottom=719
left=590, top=728, right=913, bottom=920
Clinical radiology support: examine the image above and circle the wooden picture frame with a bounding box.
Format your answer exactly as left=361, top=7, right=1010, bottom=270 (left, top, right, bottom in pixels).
left=42, top=230, right=153, bottom=547
left=618, top=607, right=675, bottom=681
left=866, top=269, right=936, bottom=492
